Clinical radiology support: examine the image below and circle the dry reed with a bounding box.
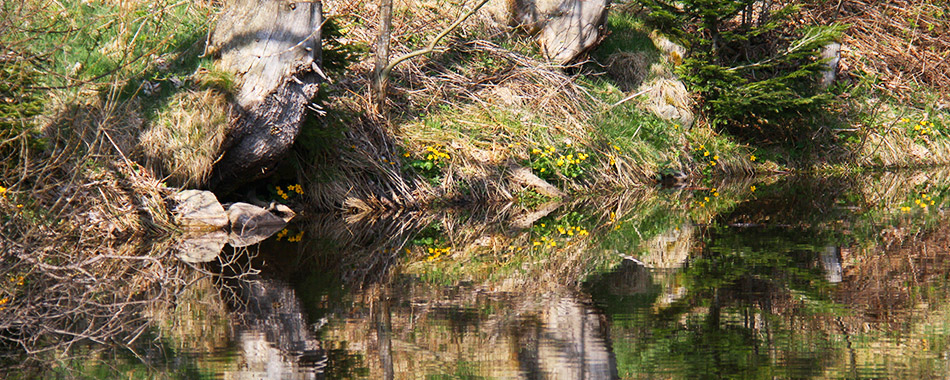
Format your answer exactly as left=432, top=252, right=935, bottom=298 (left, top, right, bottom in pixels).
left=803, top=0, right=950, bottom=103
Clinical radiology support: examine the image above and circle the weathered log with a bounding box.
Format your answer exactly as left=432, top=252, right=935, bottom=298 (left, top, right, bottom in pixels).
left=208, top=0, right=324, bottom=191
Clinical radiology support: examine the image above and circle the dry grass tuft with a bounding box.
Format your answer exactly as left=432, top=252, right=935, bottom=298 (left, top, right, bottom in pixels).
left=307, top=0, right=624, bottom=211
left=638, top=78, right=695, bottom=127
left=139, top=89, right=231, bottom=187
left=606, top=52, right=651, bottom=91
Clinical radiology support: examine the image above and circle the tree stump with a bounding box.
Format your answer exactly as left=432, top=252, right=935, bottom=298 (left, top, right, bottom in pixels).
left=207, top=0, right=324, bottom=191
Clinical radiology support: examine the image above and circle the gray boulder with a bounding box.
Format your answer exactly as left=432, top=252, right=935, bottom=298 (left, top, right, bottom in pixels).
left=173, top=190, right=229, bottom=231
left=228, top=202, right=296, bottom=247
left=176, top=231, right=228, bottom=263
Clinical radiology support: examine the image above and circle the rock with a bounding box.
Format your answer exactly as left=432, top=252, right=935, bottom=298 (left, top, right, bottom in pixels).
left=207, top=0, right=324, bottom=190
left=176, top=231, right=228, bottom=263
left=227, top=202, right=295, bottom=247
left=485, top=0, right=609, bottom=65
left=173, top=190, right=228, bottom=231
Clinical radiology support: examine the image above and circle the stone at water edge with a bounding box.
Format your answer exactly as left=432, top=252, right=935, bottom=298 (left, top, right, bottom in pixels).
left=173, top=190, right=229, bottom=231
left=227, top=202, right=296, bottom=248
left=177, top=231, right=228, bottom=263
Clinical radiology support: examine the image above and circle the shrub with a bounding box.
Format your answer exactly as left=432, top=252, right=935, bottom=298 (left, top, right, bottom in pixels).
left=635, top=0, right=845, bottom=140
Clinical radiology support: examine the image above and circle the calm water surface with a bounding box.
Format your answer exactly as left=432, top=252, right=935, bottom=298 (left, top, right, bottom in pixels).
left=10, top=171, right=950, bottom=379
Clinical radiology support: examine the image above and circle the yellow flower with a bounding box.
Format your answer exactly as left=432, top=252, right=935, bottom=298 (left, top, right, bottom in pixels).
left=750, top=155, right=757, bottom=162
left=704, top=196, right=710, bottom=202
left=16, top=204, right=22, bottom=208
left=579, top=229, right=589, bottom=236
left=404, top=152, right=411, bottom=157
left=539, top=168, right=546, bottom=173
left=533, top=241, right=541, bottom=246
left=0, top=186, right=6, bottom=197
left=714, top=192, right=719, bottom=197
left=532, top=148, right=542, bottom=154
left=713, top=155, right=719, bottom=161
left=703, top=151, right=710, bottom=157
left=710, top=161, right=717, bottom=166
left=750, top=185, right=756, bottom=192
left=901, top=118, right=909, bottom=122
left=915, top=125, right=921, bottom=131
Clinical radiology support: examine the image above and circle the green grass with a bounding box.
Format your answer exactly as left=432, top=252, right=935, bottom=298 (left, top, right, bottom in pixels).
left=592, top=11, right=661, bottom=61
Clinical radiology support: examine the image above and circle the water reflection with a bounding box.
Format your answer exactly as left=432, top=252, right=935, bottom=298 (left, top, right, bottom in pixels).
left=7, top=170, right=950, bottom=378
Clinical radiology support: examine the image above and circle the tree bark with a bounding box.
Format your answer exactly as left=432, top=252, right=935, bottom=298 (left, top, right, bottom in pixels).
left=207, top=0, right=324, bottom=191
left=373, top=0, right=394, bottom=113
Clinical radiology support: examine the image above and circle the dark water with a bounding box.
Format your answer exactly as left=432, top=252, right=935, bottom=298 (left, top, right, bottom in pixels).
left=9, top=170, right=950, bottom=379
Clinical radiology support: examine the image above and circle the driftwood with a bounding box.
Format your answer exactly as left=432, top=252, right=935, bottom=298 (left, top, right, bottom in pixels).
left=208, top=0, right=324, bottom=190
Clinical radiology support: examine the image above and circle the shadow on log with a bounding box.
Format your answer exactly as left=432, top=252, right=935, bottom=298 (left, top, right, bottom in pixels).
left=207, top=0, right=324, bottom=192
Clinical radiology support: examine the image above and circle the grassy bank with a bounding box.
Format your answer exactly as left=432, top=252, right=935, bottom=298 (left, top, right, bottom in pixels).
left=4, top=0, right=948, bottom=222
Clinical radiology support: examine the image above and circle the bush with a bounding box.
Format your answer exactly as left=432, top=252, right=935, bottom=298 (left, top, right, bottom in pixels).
left=636, top=0, right=844, bottom=140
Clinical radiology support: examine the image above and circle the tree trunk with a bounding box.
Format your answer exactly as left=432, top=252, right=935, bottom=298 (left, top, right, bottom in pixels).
left=373, top=0, right=394, bottom=113
left=207, top=0, right=324, bottom=191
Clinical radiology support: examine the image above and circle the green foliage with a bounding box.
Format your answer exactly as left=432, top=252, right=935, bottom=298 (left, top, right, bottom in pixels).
left=527, top=145, right=591, bottom=181
left=0, top=60, right=46, bottom=172
left=592, top=11, right=660, bottom=60
left=636, top=0, right=845, bottom=139
left=514, top=187, right=553, bottom=208
left=403, top=144, right=451, bottom=182
left=321, top=16, right=368, bottom=75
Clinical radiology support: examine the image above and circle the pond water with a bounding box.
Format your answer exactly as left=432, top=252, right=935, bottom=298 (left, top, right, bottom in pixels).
left=9, top=170, right=950, bottom=379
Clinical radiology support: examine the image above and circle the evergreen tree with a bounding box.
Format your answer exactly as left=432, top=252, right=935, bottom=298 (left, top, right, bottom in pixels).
left=639, top=0, right=845, bottom=139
